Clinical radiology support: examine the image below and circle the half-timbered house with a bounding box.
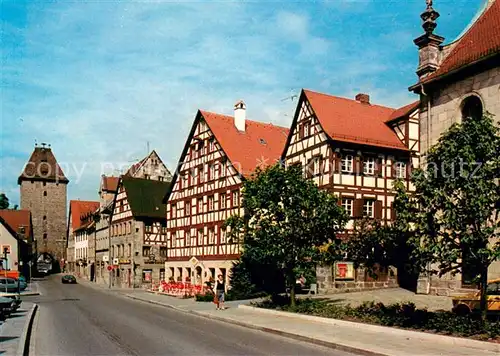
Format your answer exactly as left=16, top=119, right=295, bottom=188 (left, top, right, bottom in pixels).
left=282, top=89, right=420, bottom=292
left=110, top=176, right=170, bottom=287
left=125, top=150, right=173, bottom=182
left=163, top=101, right=289, bottom=287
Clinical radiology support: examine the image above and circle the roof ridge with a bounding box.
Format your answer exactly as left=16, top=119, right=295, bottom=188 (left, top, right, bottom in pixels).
left=200, top=110, right=289, bottom=130
left=303, top=89, right=396, bottom=111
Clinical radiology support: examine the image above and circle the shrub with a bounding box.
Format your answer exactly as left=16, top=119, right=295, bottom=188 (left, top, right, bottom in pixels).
left=254, top=298, right=500, bottom=339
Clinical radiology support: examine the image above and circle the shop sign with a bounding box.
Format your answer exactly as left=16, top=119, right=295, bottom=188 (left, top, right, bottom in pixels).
left=335, top=262, right=355, bottom=280
left=119, top=259, right=131, bottom=264
left=143, top=269, right=152, bottom=282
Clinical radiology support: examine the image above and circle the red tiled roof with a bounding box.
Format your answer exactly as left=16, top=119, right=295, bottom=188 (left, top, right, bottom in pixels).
left=387, top=100, right=420, bottom=122
left=18, top=147, right=69, bottom=184
left=69, top=200, right=100, bottom=230
left=0, top=209, right=32, bottom=240
left=200, top=111, right=290, bottom=177
left=102, top=176, right=119, bottom=193
left=303, top=90, right=408, bottom=150
left=423, top=0, right=500, bottom=83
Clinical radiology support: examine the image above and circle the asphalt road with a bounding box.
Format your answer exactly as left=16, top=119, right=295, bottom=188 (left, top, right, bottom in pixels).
left=25, top=276, right=355, bottom=356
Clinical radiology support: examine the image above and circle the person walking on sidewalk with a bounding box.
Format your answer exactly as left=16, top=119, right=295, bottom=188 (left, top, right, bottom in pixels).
left=215, top=274, right=226, bottom=310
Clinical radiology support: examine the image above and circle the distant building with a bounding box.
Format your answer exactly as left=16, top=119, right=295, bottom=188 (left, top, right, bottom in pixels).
left=95, top=175, right=119, bottom=282
left=125, top=150, right=173, bottom=182
left=66, top=200, right=100, bottom=275
left=409, top=0, right=500, bottom=295
left=18, top=144, right=69, bottom=267
left=110, top=176, right=171, bottom=287
left=282, top=89, right=420, bottom=293
left=163, top=101, right=289, bottom=286
left=0, top=210, right=34, bottom=277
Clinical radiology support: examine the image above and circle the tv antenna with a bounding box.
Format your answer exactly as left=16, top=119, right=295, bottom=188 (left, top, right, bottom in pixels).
left=281, top=89, right=298, bottom=102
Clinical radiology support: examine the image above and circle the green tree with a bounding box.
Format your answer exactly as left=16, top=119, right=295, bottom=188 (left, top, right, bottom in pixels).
left=0, top=193, right=9, bottom=209
left=225, top=164, right=348, bottom=306
left=343, top=180, right=424, bottom=290
left=413, top=113, right=500, bottom=320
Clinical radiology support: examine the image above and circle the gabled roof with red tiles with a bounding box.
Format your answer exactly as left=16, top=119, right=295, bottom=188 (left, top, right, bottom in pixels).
left=387, top=100, right=420, bottom=123
left=69, top=200, right=100, bottom=230
left=18, top=146, right=69, bottom=184
left=302, top=90, right=409, bottom=150
left=101, top=176, right=119, bottom=193
left=0, top=209, right=32, bottom=240
left=201, top=111, right=290, bottom=177
left=422, top=0, right=500, bottom=84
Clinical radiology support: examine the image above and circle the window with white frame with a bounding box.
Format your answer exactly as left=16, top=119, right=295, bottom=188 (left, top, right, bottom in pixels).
left=185, top=231, right=191, bottom=246
left=395, top=162, right=407, bottom=178
left=363, top=200, right=375, bottom=218
left=341, top=155, right=354, bottom=173
left=171, top=205, right=176, bottom=219
left=313, top=157, right=320, bottom=176
left=171, top=233, right=176, bottom=247
left=363, top=157, right=375, bottom=175
left=208, top=195, right=214, bottom=211
left=198, top=198, right=203, bottom=213
left=209, top=138, right=215, bottom=152
left=232, top=190, right=239, bottom=207
left=185, top=201, right=190, bottom=216
left=221, top=228, right=227, bottom=244
left=341, top=198, right=354, bottom=217
left=209, top=228, right=215, bottom=244
left=219, top=193, right=226, bottom=209
left=303, top=122, right=310, bottom=137
left=210, top=164, right=215, bottom=180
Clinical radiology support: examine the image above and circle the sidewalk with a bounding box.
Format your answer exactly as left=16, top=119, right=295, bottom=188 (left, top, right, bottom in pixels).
left=0, top=302, right=36, bottom=356
left=123, top=290, right=500, bottom=356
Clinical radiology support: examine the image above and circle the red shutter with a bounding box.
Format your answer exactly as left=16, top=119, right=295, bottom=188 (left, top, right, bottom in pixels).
left=354, top=199, right=364, bottom=218
left=374, top=200, right=382, bottom=219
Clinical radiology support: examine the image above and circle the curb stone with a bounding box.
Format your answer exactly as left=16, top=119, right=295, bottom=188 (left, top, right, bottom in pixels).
left=124, top=294, right=387, bottom=356
left=16, top=303, right=38, bottom=356
left=238, top=305, right=500, bottom=353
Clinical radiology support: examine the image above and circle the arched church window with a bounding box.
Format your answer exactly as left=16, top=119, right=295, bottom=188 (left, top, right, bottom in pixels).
left=461, top=95, right=483, bottom=121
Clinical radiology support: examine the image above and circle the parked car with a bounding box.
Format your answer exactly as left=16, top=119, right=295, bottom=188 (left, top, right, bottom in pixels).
left=61, top=275, right=77, bottom=284
left=0, top=277, right=23, bottom=293
left=452, top=278, right=500, bottom=315
left=0, top=293, right=22, bottom=310
left=0, top=296, right=16, bottom=318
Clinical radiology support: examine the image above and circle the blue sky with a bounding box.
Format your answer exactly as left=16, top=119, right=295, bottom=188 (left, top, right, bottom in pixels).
left=1, top=0, right=485, bottom=207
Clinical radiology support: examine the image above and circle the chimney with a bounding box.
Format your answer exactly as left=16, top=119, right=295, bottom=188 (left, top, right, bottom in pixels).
left=355, top=93, right=370, bottom=104
left=234, top=100, right=246, bottom=132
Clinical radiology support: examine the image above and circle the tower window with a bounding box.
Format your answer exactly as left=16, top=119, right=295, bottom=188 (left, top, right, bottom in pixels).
left=43, top=233, right=47, bottom=239
left=43, top=215, right=46, bottom=220
left=461, top=95, right=483, bottom=121
left=43, top=182, right=46, bottom=186
left=43, top=191, right=47, bottom=196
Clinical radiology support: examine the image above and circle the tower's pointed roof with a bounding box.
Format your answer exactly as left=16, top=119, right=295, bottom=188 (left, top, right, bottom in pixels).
left=18, top=145, right=69, bottom=184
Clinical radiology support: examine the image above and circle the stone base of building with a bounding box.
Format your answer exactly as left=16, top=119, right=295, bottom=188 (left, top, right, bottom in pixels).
left=416, top=261, right=500, bottom=296
left=316, top=264, right=398, bottom=294
left=165, top=257, right=235, bottom=287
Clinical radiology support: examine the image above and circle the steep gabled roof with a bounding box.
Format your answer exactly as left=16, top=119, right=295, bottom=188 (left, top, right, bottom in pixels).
left=0, top=216, right=24, bottom=243
left=69, top=200, right=100, bottom=230
left=201, top=111, right=289, bottom=177
left=0, top=209, right=32, bottom=240
left=101, top=176, right=119, bottom=193
left=18, top=146, right=69, bottom=184
left=121, top=177, right=170, bottom=219
left=422, top=0, right=500, bottom=84
left=387, top=100, right=420, bottom=123
left=303, top=90, right=408, bottom=150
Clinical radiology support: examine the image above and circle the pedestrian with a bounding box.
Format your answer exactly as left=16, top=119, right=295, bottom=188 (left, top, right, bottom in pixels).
left=214, top=274, right=226, bottom=310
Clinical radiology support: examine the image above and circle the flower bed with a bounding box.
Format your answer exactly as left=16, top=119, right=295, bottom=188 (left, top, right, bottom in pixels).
left=149, top=281, right=211, bottom=298
left=255, top=297, right=500, bottom=341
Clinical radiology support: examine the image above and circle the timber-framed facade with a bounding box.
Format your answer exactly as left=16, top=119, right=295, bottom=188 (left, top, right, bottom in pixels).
left=283, top=89, right=421, bottom=292
left=163, top=102, right=289, bottom=287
